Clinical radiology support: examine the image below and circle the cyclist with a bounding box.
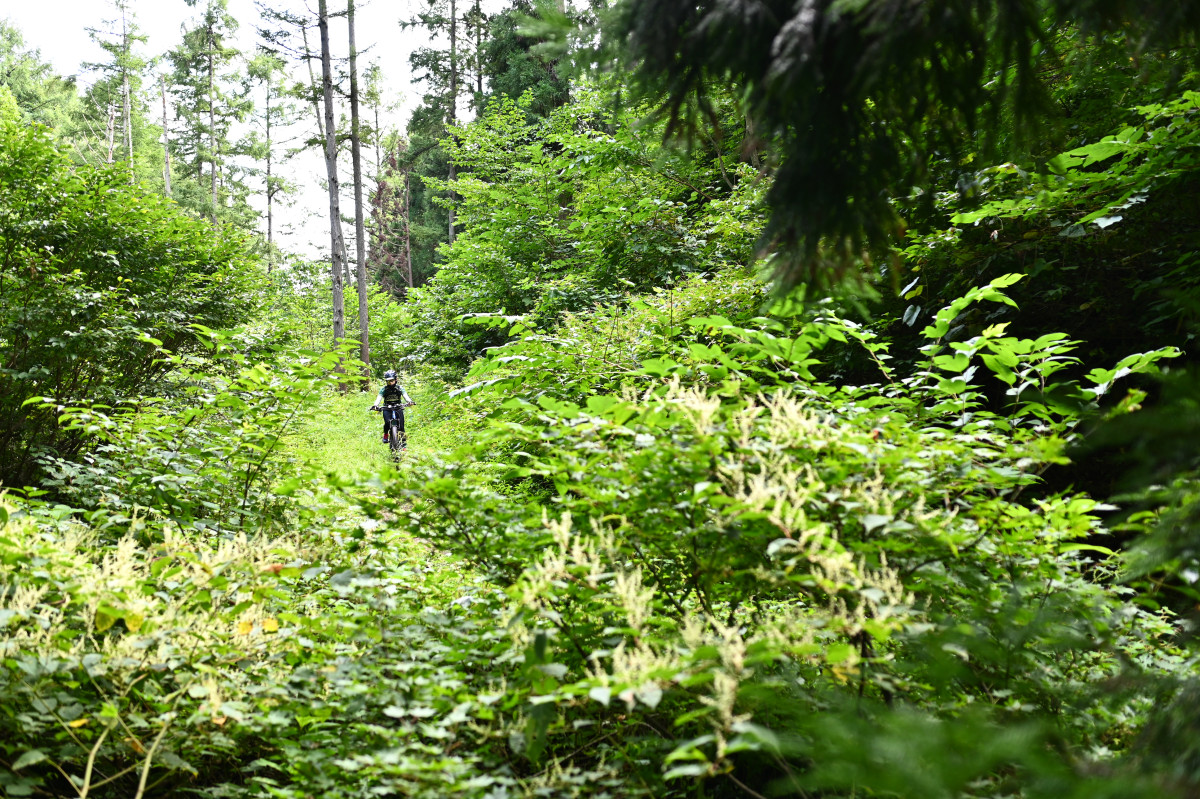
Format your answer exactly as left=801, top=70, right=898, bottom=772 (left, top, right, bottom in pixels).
left=371, top=370, right=414, bottom=445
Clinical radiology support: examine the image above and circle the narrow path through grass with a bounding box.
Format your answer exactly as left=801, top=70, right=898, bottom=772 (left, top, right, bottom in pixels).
left=257, top=389, right=519, bottom=797
left=290, top=389, right=406, bottom=477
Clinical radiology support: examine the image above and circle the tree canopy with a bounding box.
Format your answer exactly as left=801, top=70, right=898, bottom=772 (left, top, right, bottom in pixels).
left=612, top=0, right=1200, bottom=285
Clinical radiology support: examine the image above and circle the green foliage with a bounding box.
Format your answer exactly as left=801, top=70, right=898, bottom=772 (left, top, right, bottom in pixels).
left=0, top=92, right=257, bottom=486
left=482, top=0, right=570, bottom=120
left=260, top=257, right=412, bottom=374
left=844, top=82, right=1200, bottom=421
left=400, top=84, right=767, bottom=377
left=5, top=7, right=1200, bottom=796
left=77, top=2, right=161, bottom=185
left=379, top=0, right=575, bottom=298
left=0, top=22, right=83, bottom=132
left=0, top=17, right=167, bottom=191
left=393, top=110, right=453, bottom=287
left=168, top=0, right=257, bottom=227
left=606, top=0, right=1200, bottom=288
left=2, top=259, right=1197, bottom=797
left=952, top=90, right=1200, bottom=231
left=0, top=477, right=521, bottom=799
left=0, top=335, right=512, bottom=798
left=34, top=331, right=345, bottom=541
left=369, top=274, right=1189, bottom=796
left=1, top=326, right=686, bottom=797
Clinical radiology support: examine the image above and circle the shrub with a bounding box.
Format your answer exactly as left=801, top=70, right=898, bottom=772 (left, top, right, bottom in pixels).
left=0, top=87, right=257, bottom=486
left=374, top=274, right=1190, bottom=796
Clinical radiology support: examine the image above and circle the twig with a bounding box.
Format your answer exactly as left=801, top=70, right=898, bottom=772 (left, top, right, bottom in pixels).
left=629, top=540, right=688, bottom=620
left=725, top=771, right=771, bottom=799
left=77, top=725, right=112, bottom=798
left=133, top=715, right=175, bottom=799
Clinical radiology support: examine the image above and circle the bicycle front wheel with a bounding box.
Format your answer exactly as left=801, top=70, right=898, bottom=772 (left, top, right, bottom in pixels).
left=389, top=422, right=402, bottom=456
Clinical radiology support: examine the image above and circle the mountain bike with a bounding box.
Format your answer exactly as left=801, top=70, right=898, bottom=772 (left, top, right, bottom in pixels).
left=370, top=402, right=414, bottom=460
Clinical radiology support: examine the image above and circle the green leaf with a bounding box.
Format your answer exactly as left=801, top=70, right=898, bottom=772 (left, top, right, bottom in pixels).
left=635, top=682, right=663, bottom=709
left=664, top=763, right=710, bottom=779
left=826, top=643, right=856, bottom=664
left=861, top=514, right=891, bottom=533
left=12, top=750, right=47, bottom=771
left=94, top=605, right=120, bottom=633
left=588, top=686, right=612, bottom=706
left=1059, top=544, right=1116, bottom=557
left=637, top=357, right=680, bottom=377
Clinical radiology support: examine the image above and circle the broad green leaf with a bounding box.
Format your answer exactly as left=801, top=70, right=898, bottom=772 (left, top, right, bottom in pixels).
left=12, top=750, right=46, bottom=771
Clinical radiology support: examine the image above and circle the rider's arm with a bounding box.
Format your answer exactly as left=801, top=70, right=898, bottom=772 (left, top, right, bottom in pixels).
left=401, top=387, right=414, bottom=404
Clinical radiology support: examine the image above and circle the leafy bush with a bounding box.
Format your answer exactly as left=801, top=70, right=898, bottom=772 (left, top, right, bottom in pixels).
left=397, top=85, right=768, bottom=378
left=2, top=262, right=1196, bottom=798
left=259, top=258, right=413, bottom=379
left=0, top=486, right=533, bottom=799
left=374, top=274, right=1191, bottom=796
left=883, top=86, right=1200, bottom=386
left=0, top=87, right=256, bottom=487
left=0, top=338, right=524, bottom=798
left=32, top=331, right=346, bottom=542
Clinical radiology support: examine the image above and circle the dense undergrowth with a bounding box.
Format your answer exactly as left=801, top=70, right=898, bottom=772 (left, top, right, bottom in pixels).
left=4, top=269, right=1197, bottom=797
left=5, top=27, right=1200, bottom=799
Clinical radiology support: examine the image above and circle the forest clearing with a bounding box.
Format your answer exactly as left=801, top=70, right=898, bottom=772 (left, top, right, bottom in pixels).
left=3, top=1, right=1200, bottom=797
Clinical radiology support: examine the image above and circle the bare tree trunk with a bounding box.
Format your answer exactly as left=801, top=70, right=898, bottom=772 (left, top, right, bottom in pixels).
left=301, top=24, right=325, bottom=142
left=349, top=0, right=371, bottom=386
left=449, top=0, right=458, bottom=127
left=447, top=0, right=457, bottom=244
left=319, top=0, right=347, bottom=371
left=121, top=6, right=134, bottom=184
left=474, top=0, right=483, bottom=110
left=160, top=75, right=172, bottom=197
left=404, top=166, right=413, bottom=290
left=207, top=26, right=217, bottom=222
left=122, top=81, right=132, bottom=173
left=105, top=101, right=117, bottom=164
left=373, top=100, right=381, bottom=175
left=265, top=81, right=274, bottom=273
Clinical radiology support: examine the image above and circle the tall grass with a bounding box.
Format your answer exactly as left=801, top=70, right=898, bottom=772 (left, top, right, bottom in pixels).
left=290, top=388, right=403, bottom=476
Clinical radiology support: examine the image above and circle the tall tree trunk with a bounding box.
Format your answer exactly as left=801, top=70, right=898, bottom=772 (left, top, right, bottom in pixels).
left=207, top=26, right=217, bottom=222
left=474, top=0, right=483, bottom=110
left=302, top=16, right=341, bottom=287
left=319, top=0, right=348, bottom=370
left=373, top=99, right=381, bottom=176
left=404, top=166, right=413, bottom=290
left=160, top=75, right=172, bottom=197
left=447, top=0, right=457, bottom=245
left=104, top=101, right=117, bottom=163
left=265, top=81, right=274, bottom=273
left=121, top=6, right=134, bottom=183
left=349, top=0, right=371, bottom=386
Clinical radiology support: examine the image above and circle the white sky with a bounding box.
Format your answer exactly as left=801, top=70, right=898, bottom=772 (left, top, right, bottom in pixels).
left=2, top=0, right=452, bottom=259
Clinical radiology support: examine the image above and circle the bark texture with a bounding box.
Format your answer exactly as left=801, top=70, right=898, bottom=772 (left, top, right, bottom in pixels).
left=318, top=0, right=348, bottom=361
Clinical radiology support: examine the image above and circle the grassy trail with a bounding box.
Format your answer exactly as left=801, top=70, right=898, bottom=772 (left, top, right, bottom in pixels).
left=0, top=382, right=516, bottom=799
left=253, top=387, right=523, bottom=798
left=290, top=389, right=411, bottom=477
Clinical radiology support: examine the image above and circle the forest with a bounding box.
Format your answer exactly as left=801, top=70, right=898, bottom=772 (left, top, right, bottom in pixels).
left=2, top=0, right=1200, bottom=796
